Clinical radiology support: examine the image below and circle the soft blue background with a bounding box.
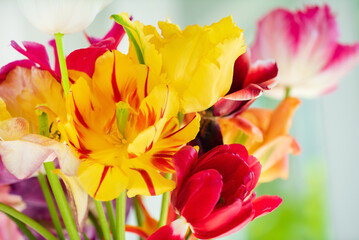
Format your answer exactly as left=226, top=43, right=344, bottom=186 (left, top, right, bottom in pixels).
left=1, top=0, right=358, bottom=239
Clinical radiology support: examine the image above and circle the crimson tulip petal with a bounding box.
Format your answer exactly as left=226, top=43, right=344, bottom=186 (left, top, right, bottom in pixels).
left=172, top=146, right=198, bottom=193
left=228, top=52, right=250, bottom=93
left=147, top=218, right=189, bottom=240
left=176, top=169, right=222, bottom=223
left=252, top=195, right=282, bottom=219
left=191, top=199, right=254, bottom=239
left=244, top=59, right=278, bottom=87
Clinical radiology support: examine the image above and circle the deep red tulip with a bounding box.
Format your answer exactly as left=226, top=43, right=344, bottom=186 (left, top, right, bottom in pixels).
left=149, top=144, right=282, bottom=240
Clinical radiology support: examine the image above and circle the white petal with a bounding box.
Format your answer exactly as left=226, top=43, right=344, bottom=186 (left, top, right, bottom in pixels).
left=17, top=0, right=112, bottom=34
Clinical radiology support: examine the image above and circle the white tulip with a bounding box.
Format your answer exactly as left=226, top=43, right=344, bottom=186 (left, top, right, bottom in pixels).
left=17, top=0, right=112, bottom=34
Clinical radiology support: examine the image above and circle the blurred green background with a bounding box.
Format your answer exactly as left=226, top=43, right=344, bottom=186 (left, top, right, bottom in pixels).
left=1, top=0, right=359, bottom=239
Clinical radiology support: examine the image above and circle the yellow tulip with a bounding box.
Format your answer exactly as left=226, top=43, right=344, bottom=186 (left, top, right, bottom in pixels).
left=62, top=50, right=200, bottom=200
left=112, top=13, right=246, bottom=113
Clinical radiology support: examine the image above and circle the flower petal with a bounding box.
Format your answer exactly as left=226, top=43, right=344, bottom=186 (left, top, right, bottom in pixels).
left=53, top=170, right=88, bottom=230
left=0, top=140, right=54, bottom=180
left=252, top=195, right=282, bottom=219
left=77, top=160, right=128, bottom=201
left=191, top=199, right=253, bottom=239
left=176, top=169, right=223, bottom=223
left=148, top=218, right=189, bottom=240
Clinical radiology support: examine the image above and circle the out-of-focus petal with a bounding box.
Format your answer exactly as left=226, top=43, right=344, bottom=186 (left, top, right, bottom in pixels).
left=147, top=218, right=189, bottom=240
left=264, top=97, right=300, bottom=142
left=17, top=0, right=112, bottom=34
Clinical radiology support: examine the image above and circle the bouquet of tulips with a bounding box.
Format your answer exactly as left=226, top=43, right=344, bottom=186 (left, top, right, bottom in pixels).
left=0, top=1, right=358, bottom=239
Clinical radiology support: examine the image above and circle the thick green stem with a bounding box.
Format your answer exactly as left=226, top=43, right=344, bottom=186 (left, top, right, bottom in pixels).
left=37, top=173, right=65, bottom=240
left=44, top=161, right=80, bottom=240
left=54, top=33, right=70, bottom=97
left=94, top=200, right=111, bottom=240
left=0, top=203, right=57, bottom=240
left=88, top=210, right=103, bottom=239
left=37, top=111, right=78, bottom=239
left=116, top=190, right=126, bottom=240
left=158, top=173, right=172, bottom=228
left=105, top=201, right=117, bottom=239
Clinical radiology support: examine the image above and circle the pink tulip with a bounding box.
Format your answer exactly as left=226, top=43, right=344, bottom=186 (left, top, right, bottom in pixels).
left=251, top=5, right=359, bottom=98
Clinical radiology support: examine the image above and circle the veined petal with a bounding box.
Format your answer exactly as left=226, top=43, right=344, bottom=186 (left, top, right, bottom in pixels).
left=126, top=162, right=175, bottom=197
left=77, top=160, right=128, bottom=201
left=0, top=67, right=65, bottom=134
left=0, top=117, right=29, bottom=141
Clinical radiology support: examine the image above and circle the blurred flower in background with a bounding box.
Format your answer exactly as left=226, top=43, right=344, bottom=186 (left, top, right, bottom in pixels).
left=17, top=0, right=112, bottom=34
left=251, top=5, right=359, bottom=98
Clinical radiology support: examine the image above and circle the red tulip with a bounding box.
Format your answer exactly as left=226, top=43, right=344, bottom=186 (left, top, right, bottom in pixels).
left=149, top=144, right=282, bottom=239
left=213, top=52, right=278, bottom=117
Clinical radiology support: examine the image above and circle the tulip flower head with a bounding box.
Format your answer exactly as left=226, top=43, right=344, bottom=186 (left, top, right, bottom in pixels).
left=61, top=50, right=200, bottom=201
left=149, top=144, right=282, bottom=239
left=17, top=0, right=112, bottom=34
left=251, top=5, right=359, bottom=98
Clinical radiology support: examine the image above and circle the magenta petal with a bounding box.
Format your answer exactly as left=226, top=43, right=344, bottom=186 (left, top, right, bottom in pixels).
left=252, top=195, right=282, bottom=219
left=10, top=41, right=59, bottom=80
left=177, top=169, right=223, bottom=223
left=85, top=22, right=126, bottom=50
left=66, top=47, right=107, bottom=78
left=48, top=39, right=61, bottom=78
left=11, top=41, right=50, bottom=69
left=0, top=60, right=35, bottom=82
left=148, top=219, right=188, bottom=240
left=191, top=199, right=254, bottom=239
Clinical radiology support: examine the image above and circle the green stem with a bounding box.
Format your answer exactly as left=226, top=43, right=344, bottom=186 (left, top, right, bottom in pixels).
left=88, top=210, right=103, bottom=239
left=116, top=190, right=126, bottom=240
left=158, top=173, right=172, bottom=228
left=37, top=173, right=65, bottom=240
left=285, top=87, right=291, bottom=99
left=133, top=197, right=144, bottom=226
left=0, top=203, right=57, bottom=240
left=54, top=32, right=70, bottom=97
left=133, top=197, right=144, bottom=240
left=105, top=201, right=117, bottom=239
left=7, top=214, right=37, bottom=240
left=44, top=161, right=80, bottom=240
left=94, top=200, right=111, bottom=240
